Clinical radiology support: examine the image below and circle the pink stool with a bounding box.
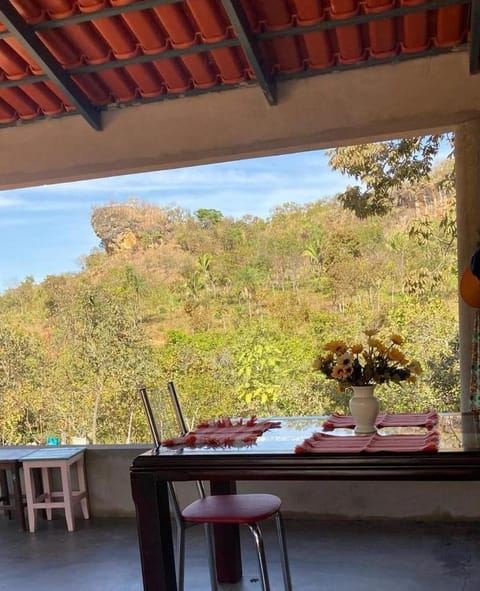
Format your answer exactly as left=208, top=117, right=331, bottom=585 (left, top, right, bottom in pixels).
left=22, top=447, right=90, bottom=532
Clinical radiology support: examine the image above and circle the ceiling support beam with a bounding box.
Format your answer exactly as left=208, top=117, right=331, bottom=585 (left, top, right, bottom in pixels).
left=0, top=44, right=469, bottom=95
left=34, top=0, right=184, bottom=31
left=259, top=0, right=471, bottom=40
left=0, top=0, right=470, bottom=42
left=0, top=0, right=183, bottom=37
left=0, top=4, right=101, bottom=130
left=220, top=0, right=277, bottom=106
left=0, top=80, right=258, bottom=128
left=280, top=44, right=468, bottom=81
left=0, top=38, right=240, bottom=89
left=70, top=39, right=240, bottom=75
left=470, top=0, right=480, bottom=73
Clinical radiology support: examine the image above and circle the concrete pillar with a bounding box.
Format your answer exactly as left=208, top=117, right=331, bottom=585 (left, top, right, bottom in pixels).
left=455, top=120, right=480, bottom=412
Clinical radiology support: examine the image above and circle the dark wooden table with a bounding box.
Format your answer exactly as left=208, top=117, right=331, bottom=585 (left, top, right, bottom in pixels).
left=0, top=448, right=30, bottom=531
left=130, top=413, right=480, bottom=591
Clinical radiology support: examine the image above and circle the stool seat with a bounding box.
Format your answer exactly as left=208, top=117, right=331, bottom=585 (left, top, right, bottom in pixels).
left=22, top=446, right=90, bottom=533
left=182, top=494, right=282, bottom=524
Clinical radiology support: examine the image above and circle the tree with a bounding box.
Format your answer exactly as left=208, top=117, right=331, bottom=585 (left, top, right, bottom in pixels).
left=0, top=324, right=46, bottom=444
left=195, top=208, right=224, bottom=228
left=327, top=135, right=451, bottom=217
left=44, top=274, right=152, bottom=444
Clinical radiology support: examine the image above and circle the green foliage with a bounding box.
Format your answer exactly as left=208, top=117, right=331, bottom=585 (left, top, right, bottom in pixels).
left=195, top=208, right=224, bottom=228
left=0, top=324, right=46, bottom=444
left=328, top=135, right=450, bottom=218
left=236, top=337, right=285, bottom=405
left=0, top=145, right=461, bottom=444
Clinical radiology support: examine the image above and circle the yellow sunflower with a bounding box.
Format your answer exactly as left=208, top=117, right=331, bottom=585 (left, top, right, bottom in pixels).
left=390, top=334, right=404, bottom=345
left=324, top=340, right=347, bottom=355
left=388, top=347, right=405, bottom=362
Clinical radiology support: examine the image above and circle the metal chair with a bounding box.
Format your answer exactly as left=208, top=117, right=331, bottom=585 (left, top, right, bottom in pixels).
left=138, top=383, right=292, bottom=591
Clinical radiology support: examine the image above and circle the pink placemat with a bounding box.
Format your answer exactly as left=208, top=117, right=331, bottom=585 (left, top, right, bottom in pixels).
left=322, top=411, right=438, bottom=431
left=162, top=416, right=281, bottom=448
left=295, top=431, right=439, bottom=454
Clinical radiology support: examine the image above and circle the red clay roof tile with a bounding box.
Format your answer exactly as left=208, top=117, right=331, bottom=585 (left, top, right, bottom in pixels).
left=0, top=0, right=472, bottom=126
left=292, top=0, right=325, bottom=26
left=400, top=0, right=429, bottom=53
left=435, top=5, right=468, bottom=47
left=21, top=80, right=64, bottom=113
left=0, top=95, right=17, bottom=122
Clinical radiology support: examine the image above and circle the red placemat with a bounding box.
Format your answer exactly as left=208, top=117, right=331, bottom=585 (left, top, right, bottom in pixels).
left=322, top=411, right=438, bottom=431
left=162, top=416, right=281, bottom=448
left=295, top=431, right=439, bottom=454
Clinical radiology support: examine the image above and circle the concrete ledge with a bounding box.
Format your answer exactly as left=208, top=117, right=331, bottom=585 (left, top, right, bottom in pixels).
left=82, top=445, right=480, bottom=521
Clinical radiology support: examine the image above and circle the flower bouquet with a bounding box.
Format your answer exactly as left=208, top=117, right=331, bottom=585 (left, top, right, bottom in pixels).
left=313, top=329, right=422, bottom=388
left=314, top=330, right=422, bottom=434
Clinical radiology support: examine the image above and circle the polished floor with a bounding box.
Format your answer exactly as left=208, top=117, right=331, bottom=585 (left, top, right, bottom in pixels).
left=1, top=515, right=480, bottom=590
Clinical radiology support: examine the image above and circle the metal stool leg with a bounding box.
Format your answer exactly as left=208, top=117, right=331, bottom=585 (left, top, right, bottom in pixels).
left=175, top=520, right=218, bottom=591
left=247, top=523, right=271, bottom=591
left=275, top=512, right=292, bottom=591
left=175, top=520, right=186, bottom=591
left=205, top=523, right=219, bottom=591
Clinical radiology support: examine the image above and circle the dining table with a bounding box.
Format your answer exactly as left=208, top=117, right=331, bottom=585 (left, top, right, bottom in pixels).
left=130, top=413, right=480, bottom=591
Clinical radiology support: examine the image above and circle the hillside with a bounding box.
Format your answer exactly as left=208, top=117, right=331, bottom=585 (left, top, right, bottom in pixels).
left=0, top=178, right=458, bottom=445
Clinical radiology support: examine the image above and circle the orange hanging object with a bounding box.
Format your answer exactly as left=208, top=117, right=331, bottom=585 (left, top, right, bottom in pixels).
left=460, top=266, right=480, bottom=308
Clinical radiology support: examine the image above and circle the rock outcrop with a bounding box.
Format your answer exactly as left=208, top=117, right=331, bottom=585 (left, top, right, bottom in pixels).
left=91, top=202, right=175, bottom=254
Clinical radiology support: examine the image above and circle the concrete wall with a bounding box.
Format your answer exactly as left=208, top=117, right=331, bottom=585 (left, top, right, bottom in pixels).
left=86, top=445, right=480, bottom=521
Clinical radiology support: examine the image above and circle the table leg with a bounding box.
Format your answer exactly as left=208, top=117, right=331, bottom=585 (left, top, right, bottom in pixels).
left=0, top=468, right=12, bottom=519
left=32, top=469, right=47, bottom=520
left=131, top=472, right=177, bottom=591
left=23, top=465, right=36, bottom=533
left=12, top=464, right=26, bottom=531
left=210, top=480, right=242, bottom=584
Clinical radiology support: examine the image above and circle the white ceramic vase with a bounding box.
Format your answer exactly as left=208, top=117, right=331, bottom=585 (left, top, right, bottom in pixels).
left=348, top=384, right=379, bottom=434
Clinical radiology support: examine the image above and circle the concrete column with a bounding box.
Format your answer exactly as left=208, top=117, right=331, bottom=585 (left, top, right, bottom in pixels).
left=455, top=120, right=480, bottom=412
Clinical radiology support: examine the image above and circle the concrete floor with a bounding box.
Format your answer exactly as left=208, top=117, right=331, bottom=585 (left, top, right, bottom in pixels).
left=1, top=515, right=480, bottom=591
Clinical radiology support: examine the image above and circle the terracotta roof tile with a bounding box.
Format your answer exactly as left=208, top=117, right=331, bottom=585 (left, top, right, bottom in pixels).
left=0, top=0, right=472, bottom=126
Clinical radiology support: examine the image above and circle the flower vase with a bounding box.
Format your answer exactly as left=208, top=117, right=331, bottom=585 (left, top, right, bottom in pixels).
left=349, top=385, right=379, bottom=434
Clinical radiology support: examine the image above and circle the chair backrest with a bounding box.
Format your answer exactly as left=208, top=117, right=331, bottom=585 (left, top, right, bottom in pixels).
left=167, top=381, right=189, bottom=436
left=166, top=382, right=207, bottom=500
left=138, top=383, right=207, bottom=503
left=138, top=386, right=161, bottom=449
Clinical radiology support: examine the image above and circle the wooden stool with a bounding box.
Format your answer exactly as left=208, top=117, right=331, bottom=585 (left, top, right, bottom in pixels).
left=0, top=448, right=27, bottom=531
left=22, top=447, right=90, bottom=532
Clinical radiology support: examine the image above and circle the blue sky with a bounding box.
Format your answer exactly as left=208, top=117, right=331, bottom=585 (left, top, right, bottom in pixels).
left=0, top=149, right=349, bottom=291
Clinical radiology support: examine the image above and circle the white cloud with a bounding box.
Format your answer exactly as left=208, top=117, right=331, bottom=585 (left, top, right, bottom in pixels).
left=2, top=150, right=348, bottom=220
left=0, top=195, right=23, bottom=208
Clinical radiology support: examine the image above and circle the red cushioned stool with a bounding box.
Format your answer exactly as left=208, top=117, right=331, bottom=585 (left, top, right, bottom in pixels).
left=139, top=383, right=292, bottom=591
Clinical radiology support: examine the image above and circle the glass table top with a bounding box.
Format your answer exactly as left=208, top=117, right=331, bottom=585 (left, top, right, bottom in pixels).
left=149, top=413, right=480, bottom=457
